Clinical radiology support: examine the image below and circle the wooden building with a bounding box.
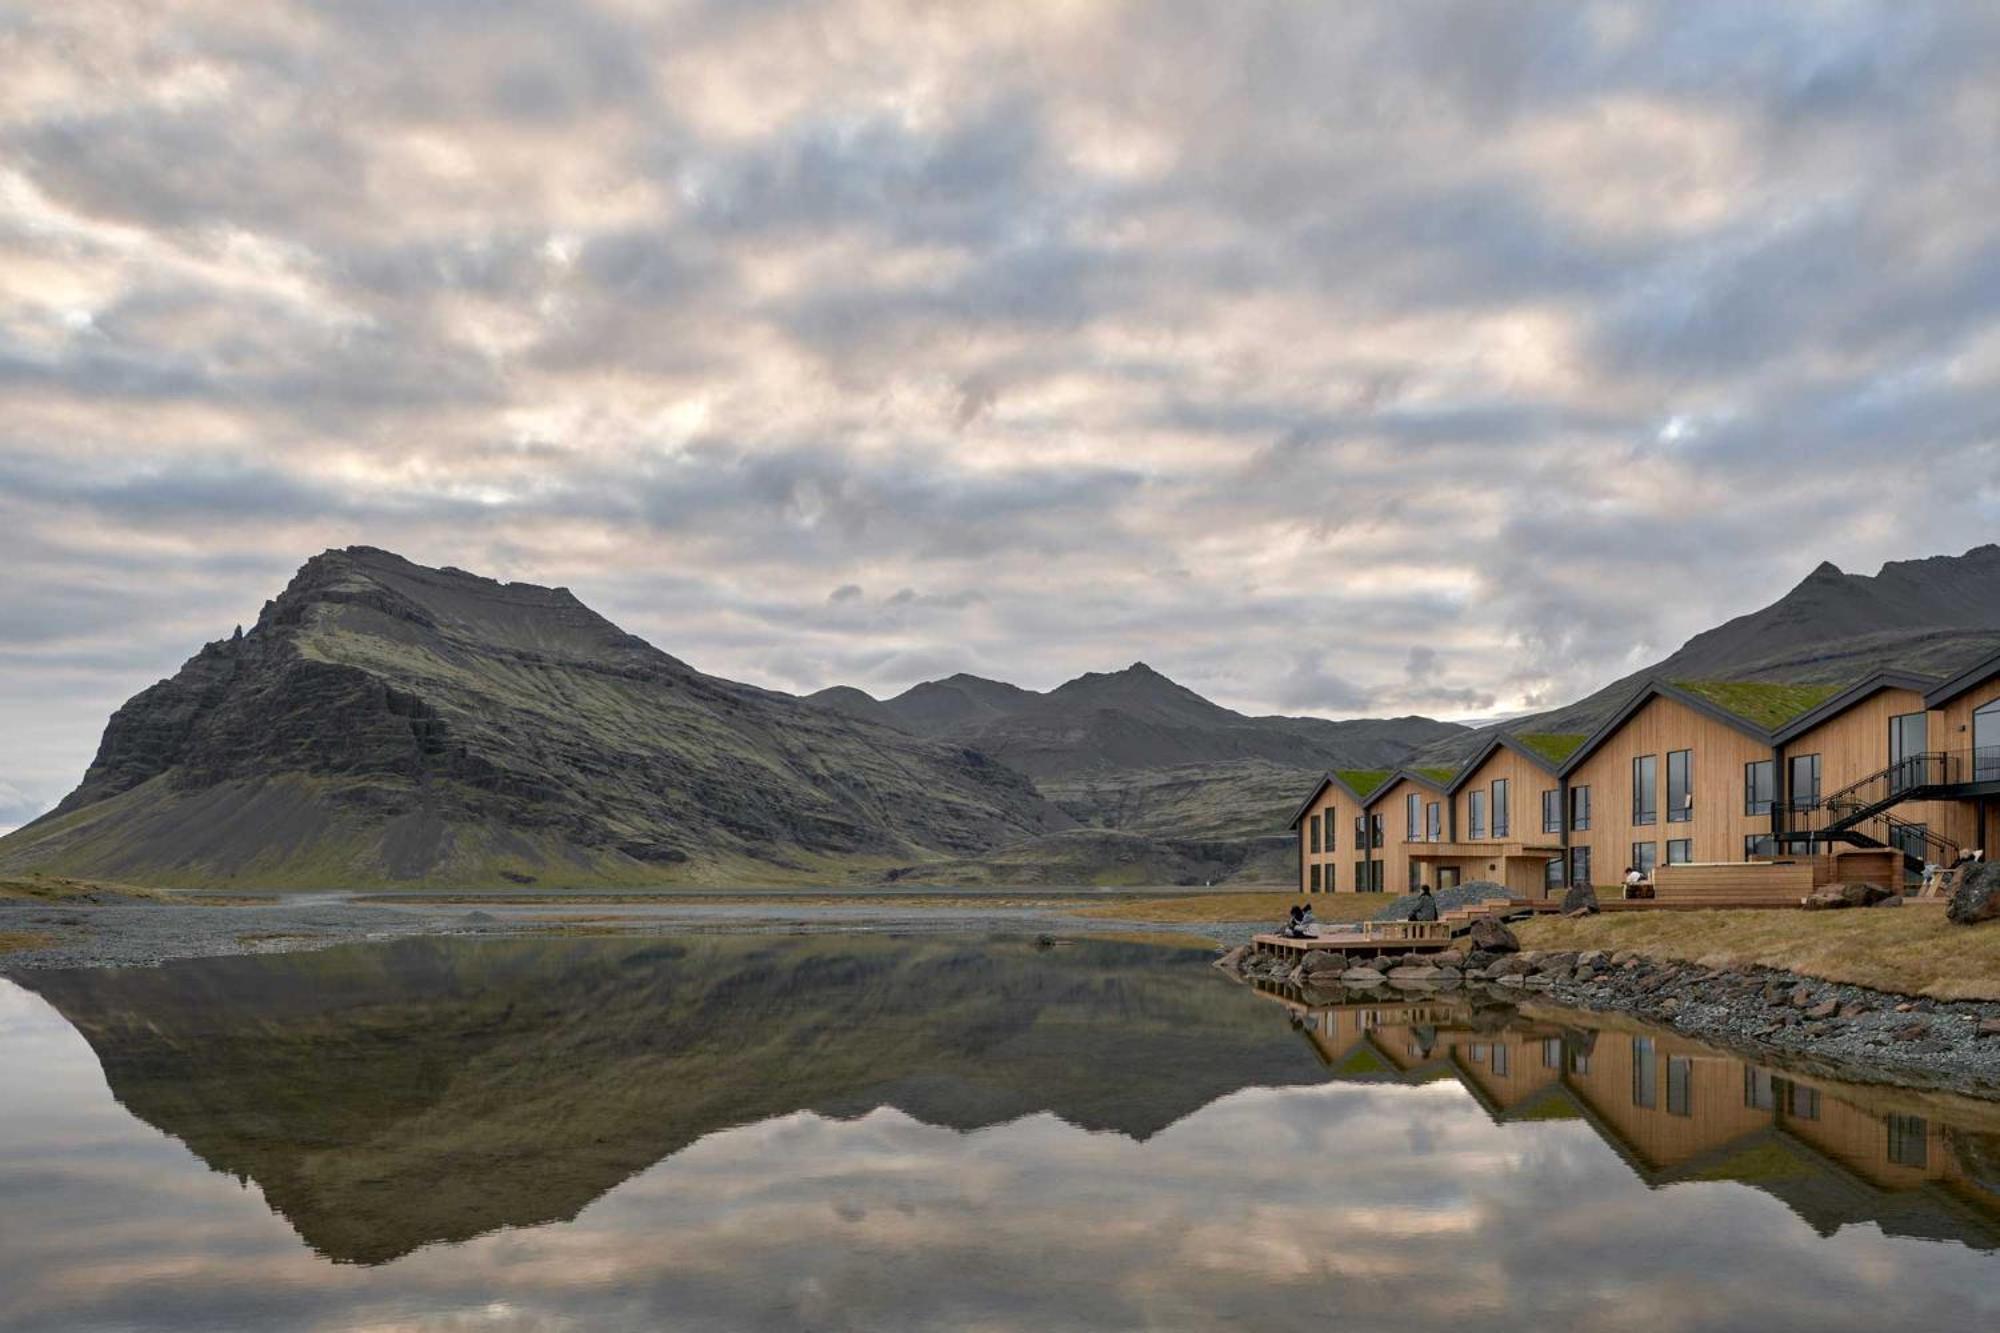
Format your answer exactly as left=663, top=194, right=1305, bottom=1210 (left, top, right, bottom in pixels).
left=1285, top=769, right=1391, bottom=895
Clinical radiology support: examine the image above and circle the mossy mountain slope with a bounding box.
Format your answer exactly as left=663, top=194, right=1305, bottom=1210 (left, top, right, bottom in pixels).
left=0, top=548, right=1070, bottom=888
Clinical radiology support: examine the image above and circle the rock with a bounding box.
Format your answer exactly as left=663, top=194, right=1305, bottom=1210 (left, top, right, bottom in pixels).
left=1893, top=1021, right=1932, bottom=1042
left=1577, top=950, right=1607, bottom=970
left=1895, top=1002, right=1916, bottom=1013
left=1763, top=981, right=1794, bottom=1004
left=1463, top=950, right=1496, bottom=973
left=1874, top=895, right=1903, bottom=908
left=1791, top=988, right=1816, bottom=1009
left=1497, top=974, right=1527, bottom=988
left=1978, top=1018, right=2000, bottom=1038
left=1466, top=916, right=1520, bottom=954
left=1387, top=965, right=1442, bottom=980
left=1610, top=950, right=1636, bottom=967
left=1839, top=1001, right=1871, bottom=1018
left=1802, top=891, right=1850, bottom=911
left=1657, top=997, right=1681, bottom=1015
left=1300, top=950, right=1345, bottom=974
left=1214, top=946, right=1249, bottom=972
left=1947, top=863, right=2000, bottom=926
left=1806, top=999, right=1840, bottom=1020
left=1341, top=966, right=1387, bottom=985
left=1560, top=882, right=1600, bottom=916
left=1522, top=974, right=1554, bottom=989
left=1831, top=881, right=1893, bottom=908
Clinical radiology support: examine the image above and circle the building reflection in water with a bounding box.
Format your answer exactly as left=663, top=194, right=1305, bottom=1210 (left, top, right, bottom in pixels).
left=1248, top=979, right=2000, bottom=1250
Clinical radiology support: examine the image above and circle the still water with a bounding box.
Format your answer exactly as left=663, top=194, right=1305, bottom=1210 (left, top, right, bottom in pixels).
left=1, top=934, right=1996, bottom=1332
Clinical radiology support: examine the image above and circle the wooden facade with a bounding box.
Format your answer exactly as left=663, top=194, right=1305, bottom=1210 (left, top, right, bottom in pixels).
left=1426, top=740, right=1565, bottom=897
left=1363, top=772, right=1451, bottom=896
left=1289, top=772, right=1387, bottom=895
left=1564, top=692, right=1777, bottom=891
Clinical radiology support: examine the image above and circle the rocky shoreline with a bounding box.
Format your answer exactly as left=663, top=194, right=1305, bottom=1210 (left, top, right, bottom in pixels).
left=1220, top=933, right=2000, bottom=1099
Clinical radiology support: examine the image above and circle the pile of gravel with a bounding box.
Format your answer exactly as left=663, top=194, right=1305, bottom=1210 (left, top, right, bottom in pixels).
left=1369, top=881, right=1512, bottom=923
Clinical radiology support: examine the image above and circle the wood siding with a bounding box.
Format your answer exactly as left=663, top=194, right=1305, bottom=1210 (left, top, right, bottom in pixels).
left=1365, top=777, right=1447, bottom=897
left=1566, top=695, right=1776, bottom=888
left=1652, top=860, right=1812, bottom=903
left=1297, top=783, right=1357, bottom=894
left=1783, top=686, right=1978, bottom=857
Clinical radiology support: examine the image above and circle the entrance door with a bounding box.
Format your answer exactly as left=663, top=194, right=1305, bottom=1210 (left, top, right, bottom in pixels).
left=1976, top=699, right=2000, bottom=784
left=1437, top=866, right=1461, bottom=891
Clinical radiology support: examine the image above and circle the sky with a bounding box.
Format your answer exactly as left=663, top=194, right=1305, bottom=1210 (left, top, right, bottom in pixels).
left=2, top=1, right=1998, bottom=827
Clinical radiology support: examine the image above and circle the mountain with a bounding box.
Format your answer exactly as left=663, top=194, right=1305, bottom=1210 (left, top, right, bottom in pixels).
left=0, top=548, right=1072, bottom=888
left=1416, top=544, right=2000, bottom=764
left=15, top=934, right=1326, bottom=1263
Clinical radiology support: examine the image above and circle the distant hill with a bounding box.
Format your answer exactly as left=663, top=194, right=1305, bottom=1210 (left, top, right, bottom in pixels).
left=1416, top=544, right=2000, bottom=764
left=0, top=548, right=1072, bottom=888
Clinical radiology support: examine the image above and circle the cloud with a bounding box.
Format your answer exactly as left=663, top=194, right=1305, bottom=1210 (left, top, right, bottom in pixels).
left=1, top=0, right=1997, bottom=801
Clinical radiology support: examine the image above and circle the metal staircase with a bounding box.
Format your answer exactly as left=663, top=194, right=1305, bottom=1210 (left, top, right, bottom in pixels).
left=1780, top=810, right=1959, bottom=873
left=1814, top=754, right=1950, bottom=833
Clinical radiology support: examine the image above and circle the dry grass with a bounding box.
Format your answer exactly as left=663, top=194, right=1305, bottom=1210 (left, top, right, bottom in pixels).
left=0, top=931, right=55, bottom=954
left=1072, top=891, right=1309, bottom=924
left=0, top=872, right=166, bottom=902
left=1515, top=908, right=2000, bottom=1001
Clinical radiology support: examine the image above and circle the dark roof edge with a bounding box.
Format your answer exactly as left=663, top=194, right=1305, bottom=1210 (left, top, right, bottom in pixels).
left=1558, top=679, right=1774, bottom=777
left=1363, top=765, right=1456, bottom=805
left=1285, top=771, right=1381, bottom=828
left=1772, top=670, right=1944, bottom=743
left=1444, top=733, right=1561, bottom=794
left=1923, top=648, right=2000, bottom=710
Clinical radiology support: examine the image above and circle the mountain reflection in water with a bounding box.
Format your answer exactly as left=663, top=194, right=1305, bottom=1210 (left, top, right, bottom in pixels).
left=1, top=934, right=1997, bottom=1333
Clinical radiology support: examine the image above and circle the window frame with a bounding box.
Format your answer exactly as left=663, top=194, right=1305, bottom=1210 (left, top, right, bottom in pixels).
left=1309, top=813, right=1321, bottom=854
left=1467, top=789, right=1487, bottom=840
left=1570, top=784, right=1592, bottom=832
left=1666, top=838, right=1692, bottom=865
left=1632, top=753, right=1658, bottom=826
left=1491, top=778, right=1510, bottom=837
left=1542, top=788, right=1562, bottom=835
left=1744, top=760, right=1774, bottom=816
left=1631, top=841, right=1657, bottom=877
left=1666, top=748, right=1692, bottom=823
left=1789, top=753, right=1821, bottom=811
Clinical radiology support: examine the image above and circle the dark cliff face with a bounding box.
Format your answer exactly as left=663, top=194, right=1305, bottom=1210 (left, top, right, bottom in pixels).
left=4, top=547, right=1071, bottom=887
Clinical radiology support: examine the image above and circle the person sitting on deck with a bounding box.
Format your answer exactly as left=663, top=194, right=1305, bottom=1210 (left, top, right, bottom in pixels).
left=1410, top=884, right=1439, bottom=923
left=1282, top=903, right=1317, bottom=939
left=1622, top=865, right=1653, bottom=900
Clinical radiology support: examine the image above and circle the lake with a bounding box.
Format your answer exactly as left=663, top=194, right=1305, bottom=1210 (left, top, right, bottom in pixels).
left=1, top=934, right=1996, bottom=1331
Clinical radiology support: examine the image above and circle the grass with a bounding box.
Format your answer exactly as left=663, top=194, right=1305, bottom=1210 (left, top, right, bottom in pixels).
left=1515, top=908, right=2000, bottom=1001
left=0, top=931, right=54, bottom=954
left=1671, top=679, right=1841, bottom=730
left=0, top=873, right=168, bottom=902
left=1514, top=732, right=1587, bottom=766
left=1335, top=769, right=1392, bottom=799
left=1414, top=766, right=1459, bottom=786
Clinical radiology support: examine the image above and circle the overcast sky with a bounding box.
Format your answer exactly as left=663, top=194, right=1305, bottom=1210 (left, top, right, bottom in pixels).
left=2, top=1, right=1998, bottom=826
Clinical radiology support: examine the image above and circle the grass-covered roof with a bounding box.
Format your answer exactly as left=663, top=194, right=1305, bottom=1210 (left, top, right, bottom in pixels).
left=1513, top=732, right=1588, bottom=766
left=1670, top=679, right=1841, bottom=730
left=1414, top=765, right=1460, bottom=786
left=1334, top=768, right=1392, bottom=798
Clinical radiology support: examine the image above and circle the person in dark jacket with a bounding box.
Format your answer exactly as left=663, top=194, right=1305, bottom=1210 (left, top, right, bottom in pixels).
left=1410, top=883, right=1439, bottom=923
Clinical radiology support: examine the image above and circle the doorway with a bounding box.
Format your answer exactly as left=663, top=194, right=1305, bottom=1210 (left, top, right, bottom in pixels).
left=1437, top=866, right=1461, bottom=891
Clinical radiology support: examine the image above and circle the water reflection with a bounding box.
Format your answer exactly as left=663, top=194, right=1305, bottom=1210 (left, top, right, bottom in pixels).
left=0, top=935, right=1996, bottom=1332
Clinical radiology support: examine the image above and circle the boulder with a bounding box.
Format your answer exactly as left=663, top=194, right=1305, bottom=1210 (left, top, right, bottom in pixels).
left=1300, top=950, right=1345, bottom=974
left=1802, top=891, right=1851, bottom=911
left=1978, top=1018, right=2000, bottom=1038
left=1466, top=916, right=1521, bottom=954
left=1875, top=895, right=1903, bottom=908
left=1387, top=964, right=1441, bottom=981
left=1341, top=966, right=1387, bottom=985
left=1831, top=881, right=1892, bottom=908
left=1806, top=998, right=1840, bottom=1020
left=1214, top=945, right=1249, bottom=972
left=1560, top=882, right=1600, bottom=916
left=1947, top=863, right=2000, bottom=926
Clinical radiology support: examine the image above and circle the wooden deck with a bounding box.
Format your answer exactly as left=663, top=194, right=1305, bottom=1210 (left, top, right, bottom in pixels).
left=1252, top=896, right=1559, bottom=957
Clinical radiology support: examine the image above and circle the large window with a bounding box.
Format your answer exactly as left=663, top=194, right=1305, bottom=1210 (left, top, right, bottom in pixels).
left=1467, top=790, right=1487, bottom=839
left=1887, top=1115, right=1929, bottom=1169
left=1667, top=749, right=1692, bottom=822
left=1745, top=833, right=1778, bottom=860
left=1426, top=801, right=1442, bottom=842
left=1309, top=863, right=1321, bottom=892
left=1544, top=857, right=1565, bottom=892
left=1371, top=813, right=1384, bottom=849
left=1632, top=754, right=1658, bottom=825
left=1324, top=809, right=1337, bottom=853
left=1323, top=862, right=1337, bottom=892
left=1976, top=699, right=2000, bottom=783
left=1744, top=760, right=1774, bottom=816
left=1889, top=712, right=1927, bottom=792
left=1355, top=815, right=1367, bottom=849
left=1666, top=1057, right=1693, bottom=1116
left=1631, top=841, right=1657, bottom=877
left=1354, top=860, right=1368, bottom=892
left=1571, top=784, right=1592, bottom=832
left=1632, top=1037, right=1657, bottom=1109
left=1542, top=788, right=1562, bottom=834
left=1492, top=779, right=1510, bottom=837
left=1406, top=793, right=1422, bottom=842
left=1309, top=814, right=1321, bottom=854
left=1789, top=753, right=1821, bottom=810
left=1891, top=821, right=1929, bottom=864
left=1570, top=844, right=1592, bottom=889
left=1408, top=861, right=1423, bottom=893
left=1667, top=838, right=1692, bottom=865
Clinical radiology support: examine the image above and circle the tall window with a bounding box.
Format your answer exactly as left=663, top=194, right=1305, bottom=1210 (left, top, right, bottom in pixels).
left=1666, top=1058, right=1693, bottom=1116
left=1309, top=864, right=1321, bottom=892
left=1887, top=1115, right=1928, bottom=1169
left=1667, top=749, right=1692, bottom=822
left=1570, top=844, right=1592, bottom=889
left=1323, top=863, right=1337, bottom=892
left=1492, top=779, right=1510, bottom=837
left=1744, top=760, right=1774, bottom=816
left=1309, top=814, right=1321, bottom=854
left=1889, top=711, right=1927, bottom=792
left=1324, top=809, right=1337, bottom=853
left=1356, top=815, right=1367, bottom=849
left=1667, top=838, right=1692, bottom=865
left=1406, top=793, right=1422, bottom=842
left=1408, top=862, right=1422, bottom=892
left=1976, top=699, right=2000, bottom=783
left=1789, top=753, right=1821, bottom=810
left=1425, top=801, right=1442, bottom=842
left=1632, top=1037, right=1657, bottom=1109
left=1355, top=860, right=1367, bottom=892
left=1571, top=785, right=1592, bottom=832
left=1468, top=790, right=1487, bottom=839
left=1631, top=842, right=1657, bottom=877
left=1891, top=821, right=1929, bottom=864
left=1371, top=812, right=1384, bottom=849
left=1632, top=754, right=1658, bottom=825
left=1492, top=1043, right=1510, bottom=1077
left=1544, top=857, right=1565, bottom=892
left=1542, top=788, right=1562, bottom=834
left=1745, top=834, right=1778, bottom=859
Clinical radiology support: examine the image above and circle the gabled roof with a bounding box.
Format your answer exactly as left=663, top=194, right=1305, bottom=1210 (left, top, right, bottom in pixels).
left=1361, top=765, right=1458, bottom=806
left=1444, top=733, right=1564, bottom=795
left=1559, top=679, right=1778, bottom=776
left=1284, top=769, right=1394, bottom=828
left=1924, top=647, right=2000, bottom=709
left=1772, top=670, right=1944, bottom=743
